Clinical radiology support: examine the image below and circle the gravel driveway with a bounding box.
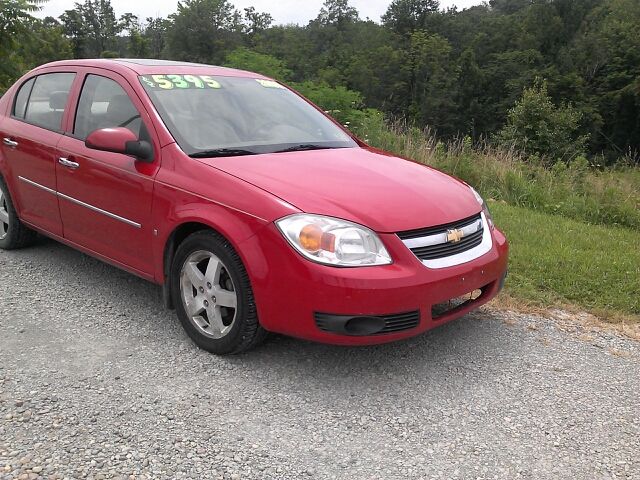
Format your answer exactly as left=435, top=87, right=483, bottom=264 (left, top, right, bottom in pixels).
left=1, top=236, right=638, bottom=480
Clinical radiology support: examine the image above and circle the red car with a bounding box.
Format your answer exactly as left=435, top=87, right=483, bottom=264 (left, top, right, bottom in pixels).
left=0, top=60, right=508, bottom=354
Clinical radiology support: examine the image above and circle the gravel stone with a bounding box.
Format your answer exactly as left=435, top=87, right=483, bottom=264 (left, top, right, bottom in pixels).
left=0, top=238, right=638, bottom=479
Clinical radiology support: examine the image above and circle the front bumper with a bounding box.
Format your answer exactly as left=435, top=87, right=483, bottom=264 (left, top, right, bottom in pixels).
left=239, top=223, right=509, bottom=345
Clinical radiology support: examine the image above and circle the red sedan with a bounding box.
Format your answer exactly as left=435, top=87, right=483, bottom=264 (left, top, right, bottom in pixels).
left=0, top=59, right=508, bottom=354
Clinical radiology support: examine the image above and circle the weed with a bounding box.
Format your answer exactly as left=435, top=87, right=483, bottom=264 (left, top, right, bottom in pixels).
left=360, top=118, right=640, bottom=231
left=358, top=117, right=640, bottom=322
left=608, top=349, right=634, bottom=358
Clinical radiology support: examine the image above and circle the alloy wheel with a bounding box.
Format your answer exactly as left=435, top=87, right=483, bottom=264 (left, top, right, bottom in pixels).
left=179, top=250, right=238, bottom=339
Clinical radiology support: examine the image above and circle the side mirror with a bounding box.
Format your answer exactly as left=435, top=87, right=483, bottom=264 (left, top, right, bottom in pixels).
left=85, top=127, right=154, bottom=163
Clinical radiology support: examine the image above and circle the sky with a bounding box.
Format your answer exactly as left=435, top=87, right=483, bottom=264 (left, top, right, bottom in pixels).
left=36, top=0, right=486, bottom=25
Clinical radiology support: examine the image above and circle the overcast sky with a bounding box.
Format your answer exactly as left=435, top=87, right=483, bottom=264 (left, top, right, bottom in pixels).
left=37, top=0, right=485, bottom=25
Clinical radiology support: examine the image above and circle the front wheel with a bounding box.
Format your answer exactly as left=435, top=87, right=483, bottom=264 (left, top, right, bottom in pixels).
left=170, top=230, right=267, bottom=354
left=0, top=176, right=37, bottom=250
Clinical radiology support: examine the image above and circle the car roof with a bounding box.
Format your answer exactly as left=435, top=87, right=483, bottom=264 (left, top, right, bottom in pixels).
left=29, top=59, right=268, bottom=79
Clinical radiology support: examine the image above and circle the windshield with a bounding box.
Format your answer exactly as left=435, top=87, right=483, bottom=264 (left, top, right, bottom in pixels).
left=139, top=74, right=358, bottom=157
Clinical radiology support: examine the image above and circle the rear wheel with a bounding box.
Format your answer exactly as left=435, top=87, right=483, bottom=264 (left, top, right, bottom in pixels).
left=0, top=176, right=37, bottom=250
left=170, top=230, right=267, bottom=354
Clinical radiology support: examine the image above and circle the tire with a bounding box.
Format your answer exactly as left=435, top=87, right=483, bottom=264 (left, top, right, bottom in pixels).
left=170, top=230, right=267, bottom=355
left=0, top=175, right=37, bottom=250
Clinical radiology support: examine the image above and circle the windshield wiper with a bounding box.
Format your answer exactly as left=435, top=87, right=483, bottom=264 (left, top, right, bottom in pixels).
left=190, top=148, right=257, bottom=158
left=276, top=144, right=334, bottom=153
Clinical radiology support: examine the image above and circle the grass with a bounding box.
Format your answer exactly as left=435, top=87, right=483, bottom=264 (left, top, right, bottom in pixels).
left=491, top=201, right=640, bottom=321
left=352, top=116, right=640, bottom=325
left=357, top=118, right=640, bottom=232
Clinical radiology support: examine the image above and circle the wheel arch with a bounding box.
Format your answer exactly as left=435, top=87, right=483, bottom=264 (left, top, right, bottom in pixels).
left=160, top=222, right=210, bottom=309
left=168, top=225, right=269, bottom=354
left=159, top=219, right=263, bottom=309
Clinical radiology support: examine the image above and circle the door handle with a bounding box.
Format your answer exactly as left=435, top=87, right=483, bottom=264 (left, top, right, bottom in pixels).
left=3, top=138, right=18, bottom=148
left=59, top=157, right=80, bottom=169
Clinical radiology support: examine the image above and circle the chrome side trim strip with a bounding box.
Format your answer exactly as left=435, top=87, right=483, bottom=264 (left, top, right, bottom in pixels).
left=402, top=213, right=493, bottom=269
left=56, top=192, right=142, bottom=228
left=18, top=176, right=57, bottom=195
left=20, top=176, right=141, bottom=228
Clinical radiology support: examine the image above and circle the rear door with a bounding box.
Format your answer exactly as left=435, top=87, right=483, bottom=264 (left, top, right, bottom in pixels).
left=56, top=70, right=160, bottom=275
left=0, top=72, right=76, bottom=236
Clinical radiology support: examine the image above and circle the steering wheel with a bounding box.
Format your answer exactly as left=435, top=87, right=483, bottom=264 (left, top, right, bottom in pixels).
left=248, top=119, right=281, bottom=139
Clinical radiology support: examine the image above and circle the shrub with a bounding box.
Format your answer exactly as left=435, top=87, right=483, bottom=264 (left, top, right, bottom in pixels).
left=361, top=117, right=640, bottom=231
left=495, top=79, right=588, bottom=165
left=290, top=80, right=381, bottom=132
left=223, top=47, right=292, bottom=82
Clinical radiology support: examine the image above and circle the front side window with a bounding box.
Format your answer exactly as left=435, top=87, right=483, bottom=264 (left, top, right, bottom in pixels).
left=74, top=75, right=144, bottom=141
left=139, top=74, right=357, bottom=157
left=22, top=73, right=75, bottom=131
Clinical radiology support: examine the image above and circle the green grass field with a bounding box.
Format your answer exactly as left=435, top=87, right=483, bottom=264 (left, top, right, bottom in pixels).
left=491, top=201, right=640, bottom=320
left=359, top=118, right=640, bottom=323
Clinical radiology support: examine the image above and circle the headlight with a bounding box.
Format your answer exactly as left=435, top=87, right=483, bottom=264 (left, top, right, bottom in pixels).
left=470, top=186, right=494, bottom=229
left=275, top=214, right=392, bottom=267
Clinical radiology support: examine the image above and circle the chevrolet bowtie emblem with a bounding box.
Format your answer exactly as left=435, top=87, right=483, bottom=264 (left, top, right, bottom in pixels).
left=446, top=229, right=464, bottom=243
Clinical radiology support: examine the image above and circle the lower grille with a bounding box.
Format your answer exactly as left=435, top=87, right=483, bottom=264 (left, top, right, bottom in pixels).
left=378, top=311, right=421, bottom=334
left=431, top=287, right=486, bottom=320
left=314, top=310, right=420, bottom=336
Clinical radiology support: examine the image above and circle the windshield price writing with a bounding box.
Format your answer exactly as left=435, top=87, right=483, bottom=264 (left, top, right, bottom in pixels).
left=140, top=75, right=222, bottom=90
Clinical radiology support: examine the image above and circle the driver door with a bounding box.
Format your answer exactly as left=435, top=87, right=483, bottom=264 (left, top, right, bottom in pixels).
left=56, top=71, right=160, bottom=276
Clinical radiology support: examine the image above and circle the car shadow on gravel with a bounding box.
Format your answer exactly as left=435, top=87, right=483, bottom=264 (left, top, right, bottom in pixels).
left=4, top=235, right=504, bottom=383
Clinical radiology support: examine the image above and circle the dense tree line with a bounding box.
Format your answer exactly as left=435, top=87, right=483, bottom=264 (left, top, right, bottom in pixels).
left=1, top=0, right=638, bottom=163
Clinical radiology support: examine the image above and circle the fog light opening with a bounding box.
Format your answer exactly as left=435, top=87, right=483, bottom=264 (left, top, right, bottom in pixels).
left=343, top=316, right=386, bottom=335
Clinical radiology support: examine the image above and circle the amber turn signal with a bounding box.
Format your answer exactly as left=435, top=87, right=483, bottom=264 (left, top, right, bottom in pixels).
left=299, top=224, right=335, bottom=253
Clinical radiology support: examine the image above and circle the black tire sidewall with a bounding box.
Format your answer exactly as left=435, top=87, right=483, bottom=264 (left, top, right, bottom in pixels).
left=170, top=231, right=252, bottom=355
left=0, top=175, right=27, bottom=250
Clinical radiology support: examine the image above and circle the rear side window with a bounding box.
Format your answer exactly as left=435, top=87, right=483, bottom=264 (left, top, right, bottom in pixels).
left=21, top=73, right=75, bottom=131
left=13, top=77, right=35, bottom=119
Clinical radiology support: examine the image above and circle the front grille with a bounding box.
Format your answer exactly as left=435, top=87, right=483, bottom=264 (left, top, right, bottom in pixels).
left=314, top=310, right=420, bottom=335
left=397, top=213, right=483, bottom=261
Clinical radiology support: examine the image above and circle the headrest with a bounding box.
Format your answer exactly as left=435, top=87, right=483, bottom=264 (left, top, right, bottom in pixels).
left=106, top=95, right=139, bottom=124
left=49, top=91, right=69, bottom=110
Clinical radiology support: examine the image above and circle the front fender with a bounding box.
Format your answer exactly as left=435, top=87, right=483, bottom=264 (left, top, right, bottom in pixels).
left=150, top=145, right=300, bottom=283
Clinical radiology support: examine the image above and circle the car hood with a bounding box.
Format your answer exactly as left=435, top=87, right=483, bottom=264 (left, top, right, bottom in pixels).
left=203, top=147, right=481, bottom=233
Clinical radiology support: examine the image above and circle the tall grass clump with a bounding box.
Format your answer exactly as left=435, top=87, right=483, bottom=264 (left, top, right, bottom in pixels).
left=357, top=117, right=640, bottom=232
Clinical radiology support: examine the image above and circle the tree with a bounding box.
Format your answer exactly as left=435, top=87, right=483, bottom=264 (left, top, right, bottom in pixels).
left=315, top=0, right=359, bottom=29
left=79, top=0, right=122, bottom=56
left=144, top=16, right=168, bottom=59
left=16, top=17, right=73, bottom=69
left=488, top=0, right=531, bottom=16
left=127, top=28, right=150, bottom=58
left=116, top=13, right=148, bottom=58
left=382, top=0, right=440, bottom=35
left=243, top=6, right=273, bottom=35
left=223, top=47, right=291, bottom=81
left=404, top=31, right=458, bottom=134
left=0, top=0, right=44, bottom=88
left=291, top=80, right=368, bottom=128
left=254, top=25, right=317, bottom=82
left=59, top=8, right=87, bottom=58
left=166, top=0, right=242, bottom=64
left=566, top=0, right=640, bottom=161
left=60, top=0, right=125, bottom=58
left=496, top=79, right=587, bottom=164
